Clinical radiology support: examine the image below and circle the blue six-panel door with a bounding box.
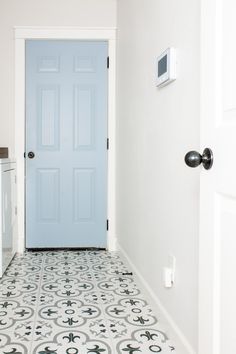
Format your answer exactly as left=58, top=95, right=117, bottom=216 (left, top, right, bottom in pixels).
left=26, top=40, right=108, bottom=248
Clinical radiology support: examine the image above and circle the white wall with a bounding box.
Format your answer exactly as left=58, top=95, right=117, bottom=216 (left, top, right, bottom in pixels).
left=0, top=0, right=117, bottom=155
left=117, top=0, right=200, bottom=352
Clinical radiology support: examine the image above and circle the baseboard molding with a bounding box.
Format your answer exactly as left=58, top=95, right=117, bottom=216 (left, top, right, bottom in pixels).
left=17, top=233, right=25, bottom=254
left=108, top=234, right=117, bottom=251
left=117, top=242, right=196, bottom=354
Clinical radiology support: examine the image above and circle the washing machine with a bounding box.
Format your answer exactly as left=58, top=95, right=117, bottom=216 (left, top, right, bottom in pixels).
left=0, top=159, right=17, bottom=277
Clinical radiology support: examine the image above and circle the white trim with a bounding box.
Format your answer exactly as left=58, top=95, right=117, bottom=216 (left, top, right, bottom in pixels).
left=107, top=38, right=116, bottom=251
left=15, top=39, right=26, bottom=253
left=117, top=242, right=196, bottom=354
left=14, top=27, right=117, bottom=252
left=14, top=27, right=116, bottom=40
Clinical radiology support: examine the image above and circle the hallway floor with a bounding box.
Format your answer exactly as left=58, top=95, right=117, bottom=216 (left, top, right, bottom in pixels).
left=0, top=251, right=175, bottom=353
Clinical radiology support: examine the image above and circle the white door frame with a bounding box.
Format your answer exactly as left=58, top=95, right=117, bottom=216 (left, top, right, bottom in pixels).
left=14, top=26, right=117, bottom=253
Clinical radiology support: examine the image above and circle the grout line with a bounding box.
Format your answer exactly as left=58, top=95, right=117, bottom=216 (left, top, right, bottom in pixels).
left=87, top=250, right=117, bottom=353
left=97, top=252, right=137, bottom=352
left=28, top=251, right=46, bottom=354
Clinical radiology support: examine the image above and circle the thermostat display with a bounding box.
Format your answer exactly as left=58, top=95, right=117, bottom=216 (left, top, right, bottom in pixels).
left=156, top=47, right=176, bottom=87
left=158, top=55, right=167, bottom=77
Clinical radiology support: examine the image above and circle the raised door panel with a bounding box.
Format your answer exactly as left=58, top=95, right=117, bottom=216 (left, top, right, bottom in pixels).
left=74, top=56, right=96, bottom=73
left=73, top=168, right=95, bottom=222
left=37, top=86, right=60, bottom=150
left=218, top=196, right=236, bottom=353
left=73, top=86, right=95, bottom=150
left=36, top=169, right=60, bottom=223
left=37, top=56, right=60, bottom=73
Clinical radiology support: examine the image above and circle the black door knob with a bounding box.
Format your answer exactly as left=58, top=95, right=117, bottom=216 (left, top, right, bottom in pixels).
left=28, top=151, right=35, bottom=159
left=185, top=148, right=213, bottom=170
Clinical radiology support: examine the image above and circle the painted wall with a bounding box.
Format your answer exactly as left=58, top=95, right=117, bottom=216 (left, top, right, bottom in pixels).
left=0, top=0, right=117, bottom=155
left=116, top=0, right=200, bottom=351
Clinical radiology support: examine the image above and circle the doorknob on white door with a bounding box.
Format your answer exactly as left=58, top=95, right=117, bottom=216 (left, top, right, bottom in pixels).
left=28, top=151, right=35, bottom=159
left=185, top=148, right=213, bottom=170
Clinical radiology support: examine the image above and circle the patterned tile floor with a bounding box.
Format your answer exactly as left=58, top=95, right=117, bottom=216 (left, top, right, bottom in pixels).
left=0, top=251, right=175, bottom=353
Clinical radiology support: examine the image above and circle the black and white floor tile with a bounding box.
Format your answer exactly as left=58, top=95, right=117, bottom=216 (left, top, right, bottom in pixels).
left=0, top=251, right=175, bottom=353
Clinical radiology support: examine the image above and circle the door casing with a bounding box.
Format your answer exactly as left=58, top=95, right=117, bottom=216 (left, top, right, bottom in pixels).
left=14, top=27, right=117, bottom=253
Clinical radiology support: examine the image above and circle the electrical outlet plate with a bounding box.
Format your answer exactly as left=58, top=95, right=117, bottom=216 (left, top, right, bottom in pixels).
left=163, top=267, right=173, bottom=288
left=163, top=255, right=176, bottom=288
left=168, top=254, right=176, bottom=283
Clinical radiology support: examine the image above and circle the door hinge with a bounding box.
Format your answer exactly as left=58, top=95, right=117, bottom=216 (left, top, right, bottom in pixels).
left=107, top=138, right=109, bottom=150
left=107, top=56, right=110, bottom=69
left=24, top=152, right=26, bottom=158
left=15, top=206, right=17, bottom=216
left=107, top=219, right=109, bottom=231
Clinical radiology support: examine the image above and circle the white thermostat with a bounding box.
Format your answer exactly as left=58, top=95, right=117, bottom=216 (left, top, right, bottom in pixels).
left=156, top=47, right=176, bottom=87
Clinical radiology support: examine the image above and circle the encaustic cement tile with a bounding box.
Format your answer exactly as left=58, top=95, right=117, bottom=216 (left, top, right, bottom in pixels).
left=0, top=332, right=31, bottom=354
left=0, top=250, right=176, bottom=353
left=0, top=252, right=45, bottom=354
left=31, top=330, right=113, bottom=354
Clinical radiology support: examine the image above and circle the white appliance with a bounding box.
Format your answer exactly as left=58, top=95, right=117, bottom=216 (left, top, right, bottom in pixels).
left=0, top=159, right=17, bottom=277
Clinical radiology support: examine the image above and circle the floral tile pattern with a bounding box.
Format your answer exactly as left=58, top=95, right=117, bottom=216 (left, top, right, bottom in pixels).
left=0, top=250, right=175, bottom=353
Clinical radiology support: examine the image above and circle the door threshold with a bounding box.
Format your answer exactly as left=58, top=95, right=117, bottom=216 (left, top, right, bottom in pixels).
left=26, top=247, right=107, bottom=252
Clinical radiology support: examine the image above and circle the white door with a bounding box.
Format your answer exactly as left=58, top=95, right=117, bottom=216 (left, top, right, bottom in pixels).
left=198, top=0, right=236, bottom=353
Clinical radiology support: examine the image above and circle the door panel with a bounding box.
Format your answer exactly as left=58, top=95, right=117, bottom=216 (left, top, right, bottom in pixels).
left=220, top=197, right=236, bottom=352
left=37, top=168, right=60, bottom=222
left=37, top=86, right=60, bottom=149
left=26, top=40, right=108, bottom=248
left=73, top=85, right=95, bottom=149
left=73, top=168, right=95, bottom=222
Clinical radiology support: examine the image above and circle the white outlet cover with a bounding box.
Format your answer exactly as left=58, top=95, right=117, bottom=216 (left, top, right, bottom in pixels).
left=163, top=267, right=173, bottom=288
left=168, top=254, right=176, bottom=282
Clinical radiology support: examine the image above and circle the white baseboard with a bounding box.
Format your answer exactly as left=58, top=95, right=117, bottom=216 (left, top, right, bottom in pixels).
left=117, top=242, right=196, bottom=354
left=108, top=234, right=117, bottom=251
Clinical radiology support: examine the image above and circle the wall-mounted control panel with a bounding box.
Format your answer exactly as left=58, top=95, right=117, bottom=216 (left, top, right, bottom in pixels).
left=156, top=47, right=177, bottom=87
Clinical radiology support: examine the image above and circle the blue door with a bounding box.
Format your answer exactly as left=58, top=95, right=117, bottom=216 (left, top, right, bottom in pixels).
left=26, top=40, right=108, bottom=248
